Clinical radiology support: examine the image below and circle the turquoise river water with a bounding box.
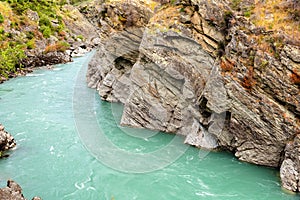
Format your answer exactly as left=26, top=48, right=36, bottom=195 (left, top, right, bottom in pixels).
left=0, top=53, right=299, bottom=200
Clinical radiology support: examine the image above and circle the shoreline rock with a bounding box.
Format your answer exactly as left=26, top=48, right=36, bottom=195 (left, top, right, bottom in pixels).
left=0, top=180, right=41, bottom=200
left=0, top=124, right=16, bottom=157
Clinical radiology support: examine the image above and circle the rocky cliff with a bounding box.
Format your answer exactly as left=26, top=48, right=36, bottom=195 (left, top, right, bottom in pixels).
left=84, top=0, right=300, bottom=192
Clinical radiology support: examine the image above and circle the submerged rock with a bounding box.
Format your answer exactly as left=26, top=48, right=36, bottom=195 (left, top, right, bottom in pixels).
left=0, top=180, right=41, bottom=200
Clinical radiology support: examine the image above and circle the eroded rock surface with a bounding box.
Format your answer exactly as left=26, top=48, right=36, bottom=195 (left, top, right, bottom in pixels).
left=281, top=134, right=300, bottom=192
left=85, top=0, right=300, bottom=192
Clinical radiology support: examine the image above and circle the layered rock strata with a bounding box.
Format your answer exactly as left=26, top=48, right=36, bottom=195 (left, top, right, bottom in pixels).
left=85, top=0, right=300, bottom=192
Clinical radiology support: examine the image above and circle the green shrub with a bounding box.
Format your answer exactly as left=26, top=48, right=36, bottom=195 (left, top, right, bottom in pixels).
left=26, top=39, right=35, bottom=49
left=0, top=12, right=4, bottom=23
left=5, top=32, right=13, bottom=38
left=244, top=10, right=251, bottom=17
left=40, top=25, right=52, bottom=38
left=10, top=21, right=18, bottom=28
left=25, top=31, right=35, bottom=39
left=39, top=15, right=51, bottom=27
left=0, top=45, right=26, bottom=78
left=76, top=34, right=84, bottom=40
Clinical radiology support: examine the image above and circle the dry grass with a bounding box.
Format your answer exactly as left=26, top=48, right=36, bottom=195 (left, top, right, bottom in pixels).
left=107, top=0, right=159, bottom=11
left=149, top=5, right=182, bottom=30
left=220, top=56, right=235, bottom=72
left=290, top=68, right=300, bottom=85
left=241, top=66, right=256, bottom=89
left=252, top=0, right=300, bottom=39
left=0, top=2, right=17, bottom=27
left=44, top=41, right=70, bottom=53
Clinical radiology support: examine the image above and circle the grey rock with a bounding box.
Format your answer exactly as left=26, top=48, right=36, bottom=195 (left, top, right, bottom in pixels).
left=283, top=44, right=300, bottom=63
left=280, top=158, right=298, bottom=192
left=87, top=27, right=145, bottom=103
left=26, top=10, right=39, bottom=22
left=280, top=135, right=300, bottom=192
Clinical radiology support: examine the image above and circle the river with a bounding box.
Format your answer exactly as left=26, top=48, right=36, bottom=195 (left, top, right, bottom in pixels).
left=0, top=53, right=298, bottom=199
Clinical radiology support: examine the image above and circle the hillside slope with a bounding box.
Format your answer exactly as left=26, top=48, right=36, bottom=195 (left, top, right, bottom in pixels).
left=0, top=0, right=99, bottom=82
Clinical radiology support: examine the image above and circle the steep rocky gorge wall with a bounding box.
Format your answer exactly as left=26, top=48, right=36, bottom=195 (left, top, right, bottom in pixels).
left=84, top=0, right=300, bottom=192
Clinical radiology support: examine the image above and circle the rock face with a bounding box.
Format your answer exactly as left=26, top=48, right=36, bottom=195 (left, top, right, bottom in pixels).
left=0, top=124, right=16, bottom=154
left=85, top=0, right=300, bottom=192
left=280, top=134, right=300, bottom=192
left=0, top=180, right=41, bottom=200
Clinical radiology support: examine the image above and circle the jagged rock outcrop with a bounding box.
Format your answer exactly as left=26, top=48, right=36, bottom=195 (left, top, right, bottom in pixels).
left=0, top=180, right=41, bottom=200
left=0, top=124, right=16, bottom=155
left=280, top=134, right=300, bottom=192
left=85, top=0, right=300, bottom=192
left=86, top=0, right=154, bottom=103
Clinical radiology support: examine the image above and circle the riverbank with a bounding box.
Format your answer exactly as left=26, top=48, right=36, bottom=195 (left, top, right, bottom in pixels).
left=0, top=1, right=100, bottom=83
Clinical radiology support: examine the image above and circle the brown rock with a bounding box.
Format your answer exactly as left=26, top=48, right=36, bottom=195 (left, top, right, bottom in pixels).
left=0, top=180, right=41, bottom=200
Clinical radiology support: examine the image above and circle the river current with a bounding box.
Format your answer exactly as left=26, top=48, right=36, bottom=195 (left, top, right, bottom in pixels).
left=0, top=53, right=298, bottom=199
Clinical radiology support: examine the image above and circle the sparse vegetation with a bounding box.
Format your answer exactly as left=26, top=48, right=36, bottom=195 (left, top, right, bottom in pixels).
left=0, top=0, right=74, bottom=78
left=0, top=45, right=25, bottom=78
left=290, top=69, right=300, bottom=85
left=44, top=41, right=70, bottom=53
left=149, top=5, right=183, bottom=32
left=76, top=34, right=84, bottom=40
left=0, top=12, right=4, bottom=23
left=242, top=66, right=256, bottom=90
left=220, top=56, right=235, bottom=72
left=252, top=0, right=300, bottom=37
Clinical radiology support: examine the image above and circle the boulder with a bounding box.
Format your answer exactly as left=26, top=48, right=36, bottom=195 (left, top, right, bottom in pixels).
left=0, top=180, right=41, bottom=200
left=0, top=124, right=16, bottom=154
